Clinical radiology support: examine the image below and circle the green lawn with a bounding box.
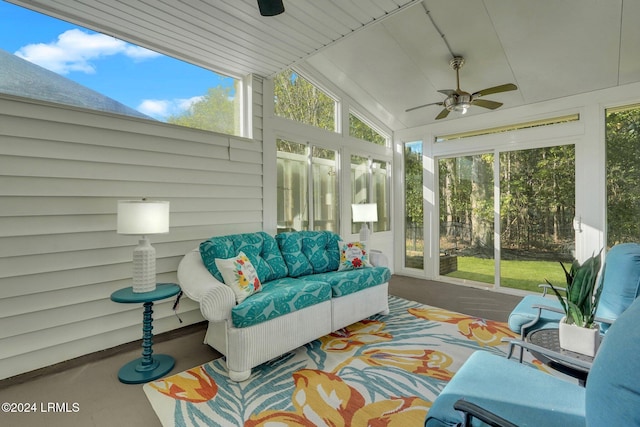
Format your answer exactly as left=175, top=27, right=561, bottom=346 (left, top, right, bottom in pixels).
left=444, top=256, right=567, bottom=293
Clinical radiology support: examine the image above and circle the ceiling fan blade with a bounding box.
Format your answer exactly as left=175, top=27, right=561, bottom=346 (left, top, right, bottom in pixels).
left=472, top=99, right=503, bottom=110
left=405, top=102, right=443, bottom=113
left=472, top=83, right=517, bottom=98
left=435, top=108, right=450, bottom=120
left=438, top=89, right=456, bottom=96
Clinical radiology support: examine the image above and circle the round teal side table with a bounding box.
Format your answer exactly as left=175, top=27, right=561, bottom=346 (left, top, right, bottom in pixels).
left=110, top=283, right=181, bottom=384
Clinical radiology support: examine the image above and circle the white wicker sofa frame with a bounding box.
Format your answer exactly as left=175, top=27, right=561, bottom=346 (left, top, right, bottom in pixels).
left=177, top=231, right=390, bottom=382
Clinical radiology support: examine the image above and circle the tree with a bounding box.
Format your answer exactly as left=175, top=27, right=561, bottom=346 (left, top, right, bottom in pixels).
left=439, top=148, right=576, bottom=258
left=349, top=113, right=386, bottom=145
left=167, top=86, right=238, bottom=134
left=606, top=107, right=640, bottom=246
left=405, top=145, right=423, bottom=227
left=274, top=69, right=335, bottom=132
left=470, top=154, right=494, bottom=253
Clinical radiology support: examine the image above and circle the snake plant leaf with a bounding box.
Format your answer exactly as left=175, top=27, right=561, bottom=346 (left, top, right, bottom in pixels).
left=567, top=301, right=584, bottom=327
left=547, top=250, right=602, bottom=329
left=546, top=278, right=568, bottom=315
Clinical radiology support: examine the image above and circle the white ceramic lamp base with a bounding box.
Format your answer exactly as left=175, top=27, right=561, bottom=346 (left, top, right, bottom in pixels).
left=132, top=237, right=157, bottom=293
left=359, top=223, right=370, bottom=242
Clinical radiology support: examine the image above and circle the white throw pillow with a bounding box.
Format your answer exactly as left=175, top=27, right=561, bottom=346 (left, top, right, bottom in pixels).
left=338, top=241, right=372, bottom=271
left=214, top=251, right=262, bottom=303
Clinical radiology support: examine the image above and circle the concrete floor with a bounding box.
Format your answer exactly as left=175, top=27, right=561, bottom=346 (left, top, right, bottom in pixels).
left=0, top=275, right=522, bottom=427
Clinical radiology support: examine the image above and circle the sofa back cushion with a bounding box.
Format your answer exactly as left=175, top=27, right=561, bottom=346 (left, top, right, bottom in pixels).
left=200, top=231, right=288, bottom=284
left=276, top=231, right=341, bottom=277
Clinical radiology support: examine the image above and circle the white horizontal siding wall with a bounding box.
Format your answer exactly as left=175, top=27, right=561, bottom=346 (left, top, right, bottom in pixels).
left=0, top=76, right=264, bottom=380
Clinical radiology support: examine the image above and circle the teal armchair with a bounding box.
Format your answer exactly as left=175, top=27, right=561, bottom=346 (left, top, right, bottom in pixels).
left=425, top=295, right=640, bottom=426
left=507, top=242, right=640, bottom=338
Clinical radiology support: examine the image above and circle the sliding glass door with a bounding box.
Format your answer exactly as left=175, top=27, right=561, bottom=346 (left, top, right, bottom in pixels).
left=438, top=154, right=495, bottom=285
left=498, top=146, right=575, bottom=292
left=438, top=145, right=575, bottom=292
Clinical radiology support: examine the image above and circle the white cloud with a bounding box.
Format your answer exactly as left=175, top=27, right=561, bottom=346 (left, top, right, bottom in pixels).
left=15, top=28, right=160, bottom=74
left=178, top=96, right=205, bottom=111
left=137, top=99, right=172, bottom=118
left=124, top=45, right=161, bottom=60
left=137, top=96, right=204, bottom=120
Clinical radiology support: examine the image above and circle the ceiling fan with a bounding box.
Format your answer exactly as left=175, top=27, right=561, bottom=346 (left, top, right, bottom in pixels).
left=257, top=0, right=285, bottom=16
left=406, top=56, right=517, bottom=120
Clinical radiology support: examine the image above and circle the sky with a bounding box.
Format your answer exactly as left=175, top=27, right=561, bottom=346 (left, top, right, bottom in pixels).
left=0, top=1, right=235, bottom=120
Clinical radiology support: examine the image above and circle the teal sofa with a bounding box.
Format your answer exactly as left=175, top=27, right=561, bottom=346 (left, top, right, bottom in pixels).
left=178, top=230, right=391, bottom=381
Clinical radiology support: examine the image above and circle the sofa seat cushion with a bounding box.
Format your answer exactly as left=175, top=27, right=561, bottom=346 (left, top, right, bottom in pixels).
left=299, top=266, right=391, bottom=298
left=276, top=231, right=340, bottom=277
left=231, top=278, right=331, bottom=328
left=200, top=231, right=288, bottom=284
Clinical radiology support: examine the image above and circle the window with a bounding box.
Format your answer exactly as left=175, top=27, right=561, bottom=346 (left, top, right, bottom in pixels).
left=350, top=156, right=390, bottom=234
left=349, top=112, right=387, bottom=146
left=0, top=2, right=243, bottom=136
left=312, top=147, right=339, bottom=232
left=371, top=159, right=391, bottom=232
left=404, top=141, right=424, bottom=269
left=606, top=104, right=640, bottom=247
left=276, top=139, right=339, bottom=232
left=273, top=69, right=337, bottom=132
left=351, top=155, right=370, bottom=235
left=277, top=140, right=308, bottom=232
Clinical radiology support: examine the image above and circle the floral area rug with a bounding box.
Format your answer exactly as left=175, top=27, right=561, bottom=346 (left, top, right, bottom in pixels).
left=144, top=296, right=544, bottom=426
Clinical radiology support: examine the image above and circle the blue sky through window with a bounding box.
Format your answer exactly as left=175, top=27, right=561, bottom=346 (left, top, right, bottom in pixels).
left=0, top=1, right=236, bottom=121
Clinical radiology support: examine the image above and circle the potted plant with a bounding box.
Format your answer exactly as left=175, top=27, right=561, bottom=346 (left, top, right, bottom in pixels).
left=546, top=250, right=603, bottom=356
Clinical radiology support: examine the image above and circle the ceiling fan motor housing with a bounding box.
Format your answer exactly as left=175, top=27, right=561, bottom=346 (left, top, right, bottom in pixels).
left=444, top=93, right=471, bottom=113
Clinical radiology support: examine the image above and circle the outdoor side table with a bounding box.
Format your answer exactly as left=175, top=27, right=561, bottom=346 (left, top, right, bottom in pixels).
left=110, top=283, right=181, bottom=384
left=527, top=328, right=593, bottom=385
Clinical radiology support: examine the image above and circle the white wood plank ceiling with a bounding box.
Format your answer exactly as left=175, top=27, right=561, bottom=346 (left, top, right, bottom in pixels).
left=7, top=0, right=640, bottom=130
left=8, top=0, right=420, bottom=78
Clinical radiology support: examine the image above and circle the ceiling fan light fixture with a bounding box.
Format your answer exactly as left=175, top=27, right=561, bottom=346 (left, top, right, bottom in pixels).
left=257, top=0, right=285, bottom=16
left=453, top=102, right=471, bottom=114
left=444, top=93, right=471, bottom=115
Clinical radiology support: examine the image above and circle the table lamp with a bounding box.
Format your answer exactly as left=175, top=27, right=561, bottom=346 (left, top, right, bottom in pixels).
left=352, top=203, right=378, bottom=242
left=117, top=199, right=170, bottom=293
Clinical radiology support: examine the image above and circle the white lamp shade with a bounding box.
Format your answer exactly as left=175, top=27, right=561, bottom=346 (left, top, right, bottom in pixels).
left=352, top=203, right=378, bottom=223
left=117, top=200, right=170, bottom=235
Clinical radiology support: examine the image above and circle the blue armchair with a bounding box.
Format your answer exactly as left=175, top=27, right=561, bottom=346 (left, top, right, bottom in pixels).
left=425, top=295, right=640, bottom=426
left=507, top=242, right=640, bottom=338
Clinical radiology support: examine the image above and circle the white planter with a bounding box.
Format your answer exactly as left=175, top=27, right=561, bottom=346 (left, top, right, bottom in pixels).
left=558, top=316, right=601, bottom=357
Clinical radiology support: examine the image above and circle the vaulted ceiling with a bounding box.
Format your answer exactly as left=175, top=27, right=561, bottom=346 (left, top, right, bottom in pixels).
left=8, top=0, right=640, bottom=131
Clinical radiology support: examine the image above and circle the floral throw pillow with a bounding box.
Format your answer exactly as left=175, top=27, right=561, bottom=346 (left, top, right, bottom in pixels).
left=338, top=241, right=372, bottom=271
left=214, top=251, right=262, bottom=303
